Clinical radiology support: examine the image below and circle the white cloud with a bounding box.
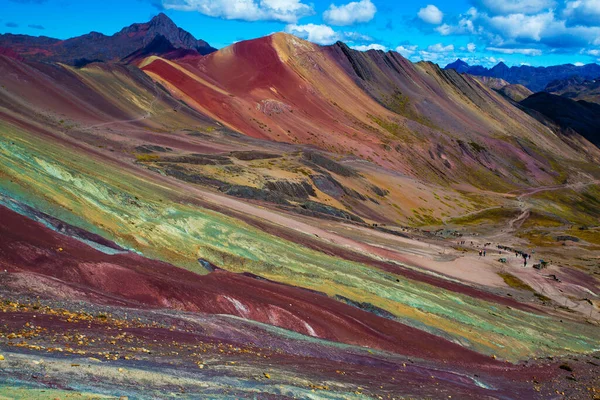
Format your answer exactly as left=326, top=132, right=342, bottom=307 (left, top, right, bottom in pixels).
left=162, top=0, right=314, bottom=23
left=417, top=51, right=440, bottom=61
left=285, top=24, right=340, bottom=44
left=395, top=44, right=418, bottom=57
left=439, top=5, right=600, bottom=53
left=486, top=11, right=555, bottom=42
left=352, top=43, right=387, bottom=51
left=427, top=43, right=455, bottom=52
left=574, top=61, right=585, bottom=66
left=284, top=24, right=374, bottom=45
left=471, top=0, right=556, bottom=16
left=344, top=31, right=373, bottom=41
left=418, top=5, right=444, bottom=25
left=564, top=0, right=600, bottom=27
left=436, top=23, right=452, bottom=35
left=486, top=47, right=543, bottom=55
left=587, top=49, right=600, bottom=56
left=467, top=42, right=476, bottom=52
left=323, top=0, right=377, bottom=26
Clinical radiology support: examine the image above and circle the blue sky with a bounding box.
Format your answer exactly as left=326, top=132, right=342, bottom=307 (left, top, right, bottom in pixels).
left=2, top=0, right=599, bottom=67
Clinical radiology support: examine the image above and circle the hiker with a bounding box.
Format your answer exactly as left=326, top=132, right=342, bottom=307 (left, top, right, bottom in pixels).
left=479, top=250, right=482, bottom=257
left=483, top=250, right=486, bottom=257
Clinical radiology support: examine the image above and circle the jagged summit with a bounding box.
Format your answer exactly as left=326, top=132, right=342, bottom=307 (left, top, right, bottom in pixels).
left=445, top=59, right=470, bottom=73
left=0, top=13, right=216, bottom=65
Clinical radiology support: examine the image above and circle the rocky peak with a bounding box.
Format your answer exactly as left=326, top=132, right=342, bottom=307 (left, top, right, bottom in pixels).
left=148, top=13, right=179, bottom=33
left=445, top=59, right=470, bottom=73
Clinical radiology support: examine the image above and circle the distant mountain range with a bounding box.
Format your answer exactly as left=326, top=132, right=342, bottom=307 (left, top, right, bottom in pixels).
left=445, top=59, right=600, bottom=92
left=544, top=76, right=600, bottom=104
left=0, top=13, right=215, bottom=65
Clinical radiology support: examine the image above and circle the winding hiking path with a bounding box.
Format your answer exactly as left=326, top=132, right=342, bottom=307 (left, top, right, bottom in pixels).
left=445, top=179, right=599, bottom=232
left=80, top=81, right=164, bottom=131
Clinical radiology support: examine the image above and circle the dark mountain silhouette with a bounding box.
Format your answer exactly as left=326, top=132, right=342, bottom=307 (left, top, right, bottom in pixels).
left=121, top=34, right=201, bottom=64
left=520, top=92, right=600, bottom=147
left=445, top=59, right=470, bottom=73
left=445, top=59, right=600, bottom=92
left=0, top=13, right=215, bottom=65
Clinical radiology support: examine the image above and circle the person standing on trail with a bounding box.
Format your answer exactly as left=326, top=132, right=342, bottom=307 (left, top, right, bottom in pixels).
left=483, top=250, right=486, bottom=257
left=479, top=250, right=482, bottom=257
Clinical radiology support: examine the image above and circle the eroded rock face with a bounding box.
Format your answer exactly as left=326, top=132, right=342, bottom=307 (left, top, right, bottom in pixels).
left=264, top=180, right=316, bottom=199
left=257, top=99, right=292, bottom=115
left=370, top=185, right=389, bottom=197
left=300, top=201, right=365, bottom=223
left=160, top=165, right=227, bottom=188
left=134, top=145, right=173, bottom=154
left=230, top=151, right=280, bottom=161
left=221, top=185, right=290, bottom=205
left=302, top=152, right=357, bottom=177
left=164, top=154, right=233, bottom=165
left=311, top=174, right=345, bottom=198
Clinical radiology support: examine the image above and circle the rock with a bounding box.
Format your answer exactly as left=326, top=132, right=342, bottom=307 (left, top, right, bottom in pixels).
left=310, top=174, right=345, bottom=198
left=165, top=154, right=232, bottom=165
left=302, top=152, right=357, bottom=177
left=559, top=363, right=573, bottom=372
left=197, top=259, right=215, bottom=273
left=161, top=165, right=228, bottom=189
left=264, top=180, right=315, bottom=199
left=556, top=235, right=580, bottom=242
left=370, top=185, right=389, bottom=197
left=135, top=145, right=173, bottom=153
left=300, top=201, right=365, bottom=223
left=221, top=185, right=290, bottom=205
left=230, top=151, right=280, bottom=160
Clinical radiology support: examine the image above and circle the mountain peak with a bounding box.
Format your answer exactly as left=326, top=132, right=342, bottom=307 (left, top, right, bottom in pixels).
left=149, top=13, right=177, bottom=29
left=445, top=59, right=470, bottom=73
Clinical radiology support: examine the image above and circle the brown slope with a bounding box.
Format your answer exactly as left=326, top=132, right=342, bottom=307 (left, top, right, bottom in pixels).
left=498, top=84, right=533, bottom=102
left=0, top=53, right=214, bottom=133
left=141, top=33, right=599, bottom=191
left=473, top=76, right=510, bottom=90
left=141, top=34, right=415, bottom=171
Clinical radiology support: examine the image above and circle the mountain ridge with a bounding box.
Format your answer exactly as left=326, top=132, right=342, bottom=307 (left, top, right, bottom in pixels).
left=0, top=13, right=216, bottom=65
left=445, top=58, right=600, bottom=92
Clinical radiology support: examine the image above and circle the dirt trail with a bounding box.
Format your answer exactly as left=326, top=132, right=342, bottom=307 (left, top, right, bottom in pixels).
left=80, top=81, right=165, bottom=130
